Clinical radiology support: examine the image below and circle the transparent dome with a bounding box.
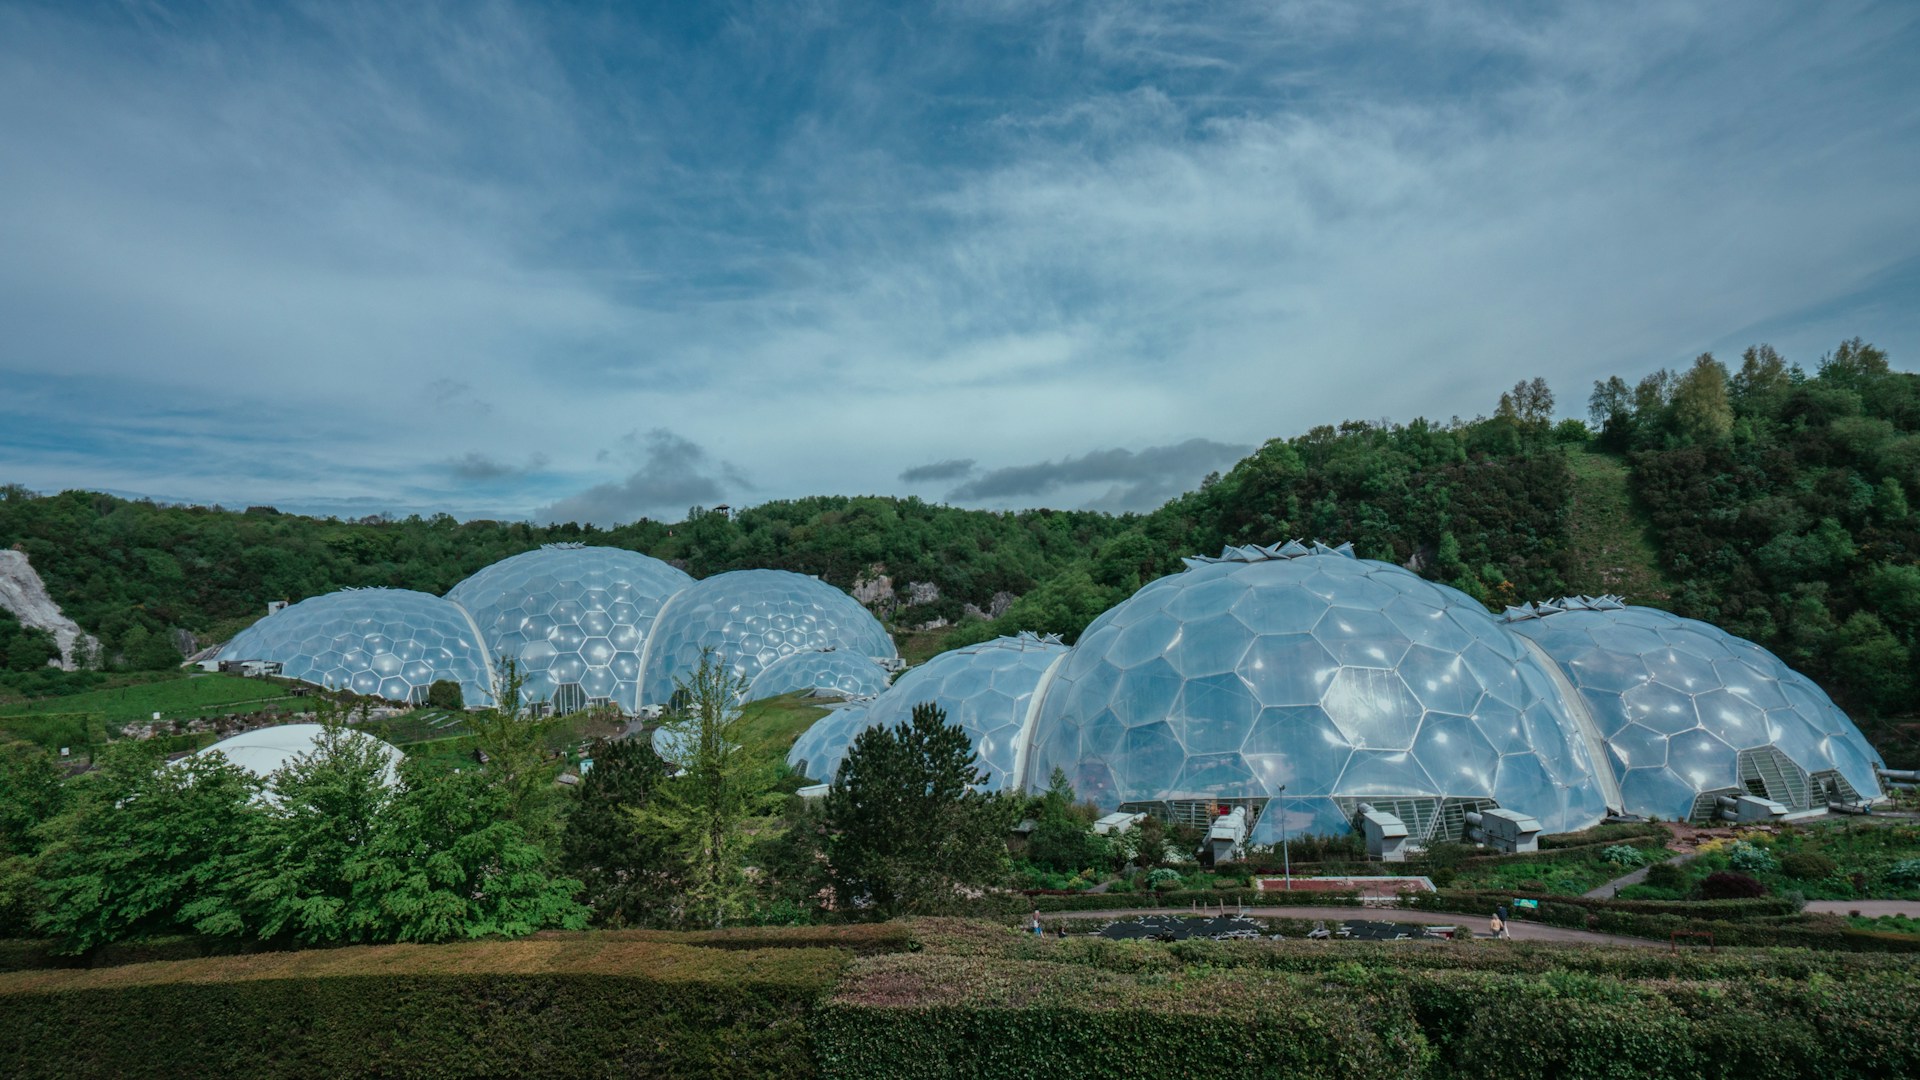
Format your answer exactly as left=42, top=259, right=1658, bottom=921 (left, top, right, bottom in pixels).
left=446, top=544, right=693, bottom=714
left=221, top=588, right=494, bottom=706
left=746, top=648, right=893, bottom=702
left=1024, top=543, right=1611, bottom=843
left=786, top=702, right=872, bottom=783
left=641, top=569, right=896, bottom=706
left=1505, top=598, right=1885, bottom=818
left=836, top=633, right=1070, bottom=792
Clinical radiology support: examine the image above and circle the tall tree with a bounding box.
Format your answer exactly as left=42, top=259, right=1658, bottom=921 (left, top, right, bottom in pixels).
left=346, top=761, right=586, bottom=942
left=560, top=736, right=672, bottom=926
left=34, top=742, right=261, bottom=953
left=633, top=649, right=777, bottom=927
left=233, top=720, right=398, bottom=944
left=824, top=702, right=1014, bottom=916
left=467, top=655, right=560, bottom=835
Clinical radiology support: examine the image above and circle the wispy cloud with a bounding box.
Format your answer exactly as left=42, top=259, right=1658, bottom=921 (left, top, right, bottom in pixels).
left=1, top=1, right=1915, bottom=517
left=537, top=429, right=749, bottom=525
left=950, top=439, right=1249, bottom=512
left=900, top=458, right=976, bottom=483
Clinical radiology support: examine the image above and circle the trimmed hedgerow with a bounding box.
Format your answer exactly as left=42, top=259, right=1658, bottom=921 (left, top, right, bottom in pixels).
left=1028, top=887, right=1360, bottom=912
left=0, top=938, right=850, bottom=1079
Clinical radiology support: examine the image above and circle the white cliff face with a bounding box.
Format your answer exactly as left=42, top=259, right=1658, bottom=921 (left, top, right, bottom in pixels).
left=0, top=548, right=97, bottom=670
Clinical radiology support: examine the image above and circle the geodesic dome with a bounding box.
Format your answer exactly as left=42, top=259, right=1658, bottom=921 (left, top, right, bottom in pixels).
left=641, top=569, right=896, bottom=706
left=836, top=632, right=1071, bottom=792
left=747, top=648, right=893, bottom=702
left=221, top=588, right=494, bottom=706
left=446, top=544, right=693, bottom=714
left=1504, top=598, right=1886, bottom=819
left=1023, top=543, right=1613, bottom=843
left=194, top=723, right=403, bottom=788
left=786, top=702, right=872, bottom=784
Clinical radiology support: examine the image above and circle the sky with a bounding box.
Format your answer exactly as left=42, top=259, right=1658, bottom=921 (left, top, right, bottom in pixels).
left=2, top=1, right=1917, bottom=524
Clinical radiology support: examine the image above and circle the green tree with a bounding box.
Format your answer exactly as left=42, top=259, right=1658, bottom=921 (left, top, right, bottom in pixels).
left=467, top=655, right=561, bottom=834
left=824, top=702, right=1014, bottom=916
left=632, top=649, right=777, bottom=928
left=1024, top=767, right=1109, bottom=874
left=1671, top=354, right=1734, bottom=445
left=34, top=742, right=261, bottom=953
left=0, top=740, right=65, bottom=935
left=560, top=736, right=672, bottom=926
left=233, top=721, right=398, bottom=944
left=5, top=627, right=58, bottom=672
left=425, top=679, right=464, bottom=710
left=345, top=761, right=586, bottom=942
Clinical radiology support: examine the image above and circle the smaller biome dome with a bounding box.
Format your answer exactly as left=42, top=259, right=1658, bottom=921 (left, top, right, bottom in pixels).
left=786, top=702, right=874, bottom=785
left=838, top=632, right=1070, bottom=792
left=222, top=588, right=495, bottom=706
left=641, top=569, right=897, bottom=706
left=194, top=723, right=403, bottom=788
left=1505, top=598, right=1886, bottom=819
left=446, top=544, right=694, bottom=714
left=1024, top=542, right=1613, bottom=844
left=746, top=648, right=893, bottom=702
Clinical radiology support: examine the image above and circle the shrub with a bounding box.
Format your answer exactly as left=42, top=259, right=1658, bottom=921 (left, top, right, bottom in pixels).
left=1645, top=861, right=1690, bottom=891
left=1146, top=868, right=1182, bottom=891
left=1780, top=851, right=1838, bottom=881
left=1601, top=844, right=1651, bottom=867
left=1728, top=841, right=1777, bottom=875
left=1886, top=858, right=1920, bottom=888
left=1700, top=871, right=1767, bottom=900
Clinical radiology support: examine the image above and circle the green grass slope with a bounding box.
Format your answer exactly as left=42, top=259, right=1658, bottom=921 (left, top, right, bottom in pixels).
left=1561, top=448, right=1675, bottom=603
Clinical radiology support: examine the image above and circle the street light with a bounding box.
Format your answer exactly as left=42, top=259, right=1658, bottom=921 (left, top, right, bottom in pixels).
left=1279, top=785, right=1291, bottom=891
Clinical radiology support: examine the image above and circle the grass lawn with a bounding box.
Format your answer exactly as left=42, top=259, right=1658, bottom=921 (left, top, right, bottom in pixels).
left=735, top=692, right=831, bottom=765
left=0, top=673, right=294, bottom=727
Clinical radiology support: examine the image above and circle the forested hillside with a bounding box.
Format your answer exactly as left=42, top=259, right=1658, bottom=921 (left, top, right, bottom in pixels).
left=3, top=337, right=1916, bottom=747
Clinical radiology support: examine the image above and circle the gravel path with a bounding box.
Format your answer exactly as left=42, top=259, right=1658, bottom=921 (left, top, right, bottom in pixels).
left=1806, top=900, right=1920, bottom=918
left=1041, top=906, right=1662, bottom=947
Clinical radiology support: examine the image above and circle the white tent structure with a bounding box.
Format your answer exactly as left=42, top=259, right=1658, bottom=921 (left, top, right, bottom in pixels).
left=193, top=723, right=404, bottom=788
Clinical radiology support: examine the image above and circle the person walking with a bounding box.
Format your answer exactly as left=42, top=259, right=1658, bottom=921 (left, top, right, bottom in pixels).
left=1489, top=912, right=1505, bottom=940
left=1031, top=909, right=1044, bottom=937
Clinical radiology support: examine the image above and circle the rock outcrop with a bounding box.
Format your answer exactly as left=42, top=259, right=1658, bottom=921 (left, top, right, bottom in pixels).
left=0, top=547, right=98, bottom=670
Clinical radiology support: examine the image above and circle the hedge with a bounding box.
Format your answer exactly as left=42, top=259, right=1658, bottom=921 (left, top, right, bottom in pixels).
left=814, top=954, right=1431, bottom=1079
left=1409, top=889, right=1920, bottom=953
left=0, top=938, right=849, bottom=1079
left=816, top=942, right=1920, bottom=1079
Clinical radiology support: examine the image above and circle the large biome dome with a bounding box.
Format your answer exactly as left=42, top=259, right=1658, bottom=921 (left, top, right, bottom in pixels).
left=642, top=569, right=897, bottom=706
left=1023, top=543, right=1614, bottom=843
left=1505, top=598, right=1885, bottom=819
left=784, top=701, right=873, bottom=784
left=748, top=648, right=893, bottom=703
left=446, top=544, right=694, bottom=714
left=221, top=589, right=494, bottom=706
left=810, top=632, right=1070, bottom=792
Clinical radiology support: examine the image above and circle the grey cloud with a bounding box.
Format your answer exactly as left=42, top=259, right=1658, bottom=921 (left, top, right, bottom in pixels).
left=949, top=438, right=1249, bottom=512
left=899, top=458, right=976, bottom=483
left=445, top=451, right=549, bottom=483
left=537, top=429, right=749, bottom=526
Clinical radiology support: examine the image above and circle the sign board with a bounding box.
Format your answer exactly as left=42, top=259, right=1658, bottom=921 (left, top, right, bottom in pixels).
left=1512, top=898, right=1539, bottom=910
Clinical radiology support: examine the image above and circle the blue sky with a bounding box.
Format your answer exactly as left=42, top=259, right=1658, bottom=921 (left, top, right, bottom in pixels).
left=2, top=1, right=1917, bottom=523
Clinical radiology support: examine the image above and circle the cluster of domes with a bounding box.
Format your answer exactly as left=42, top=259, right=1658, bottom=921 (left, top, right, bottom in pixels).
left=219, top=545, right=898, bottom=714
left=790, top=543, right=1887, bottom=839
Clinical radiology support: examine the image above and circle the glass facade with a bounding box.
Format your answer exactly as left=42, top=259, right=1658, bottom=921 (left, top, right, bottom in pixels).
left=747, top=647, right=893, bottom=702
left=641, top=569, right=897, bottom=706
left=221, top=588, right=495, bottom=706
left=1506, top=599, right=1886, bottom=818
left=785, top=702, right=872, bottom=784
left=1022, top=545, right=1612, bottom=842
left=836, top=632, right=1070, bottom=791
left=446, top=544, right=693, bottom=714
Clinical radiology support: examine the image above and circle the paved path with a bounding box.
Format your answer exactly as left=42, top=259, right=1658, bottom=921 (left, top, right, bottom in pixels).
left=1806, top=900, right=1920, bottom=918
left=1584, top=851, right=1696, bottom=899
left=1041, top=906, right=1662, bottom=947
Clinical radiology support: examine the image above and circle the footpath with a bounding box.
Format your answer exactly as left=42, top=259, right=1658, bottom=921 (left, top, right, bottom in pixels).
left=1042, top=905, right=1662, bottom=947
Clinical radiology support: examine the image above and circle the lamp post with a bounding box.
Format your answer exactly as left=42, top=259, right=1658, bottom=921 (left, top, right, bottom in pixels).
left=1279, top=785, right=1291, bottom=891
